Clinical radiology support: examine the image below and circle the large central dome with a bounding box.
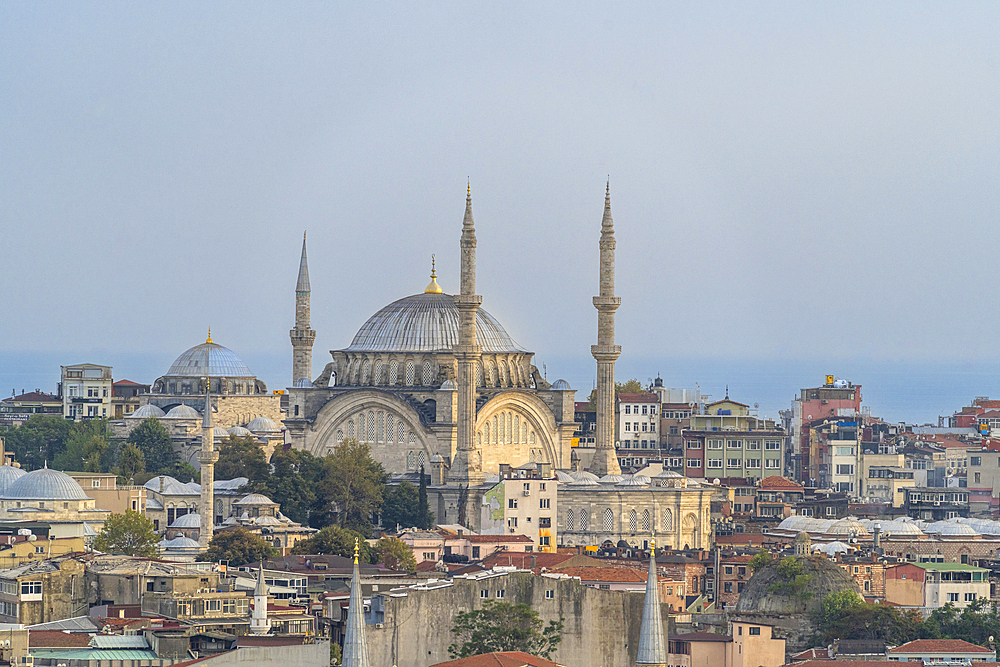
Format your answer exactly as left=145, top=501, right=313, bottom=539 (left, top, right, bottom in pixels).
left=167, top=341, right=255, bottom=378
left=346, top=293, right=525, bottom=353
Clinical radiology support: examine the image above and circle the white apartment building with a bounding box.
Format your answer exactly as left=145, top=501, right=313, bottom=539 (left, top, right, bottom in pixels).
left=617, top=393, right=659, bottom=449
left=480, top=464, right=557, bottom=553
left=61, top=364, right=113, bottom=421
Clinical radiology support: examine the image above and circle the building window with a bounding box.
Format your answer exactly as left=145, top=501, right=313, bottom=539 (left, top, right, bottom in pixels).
left=727, top=459, right=741, bottom=469
left=948, top=593, right=959, bottom=602
left=481, top=589, right=489, bottom=598
left=540, top=536, right=550, bottom=546
left=765, top=459, right=780, bottom=469
left=508, top=499, right=517, bottom=509
left=966, top=593, right=977, bottom=602
left=539, top=498, right=550, bottom=509
left=496, top=590, right=505, bottom=598
left=826, top=507, right=835, bottom=517
left=687, top=441, right=701, bottom=449
left=707, top=459, right=723, bottom=469
left=749, top=626, right=760, bottom=636
left=625, top=405, right=631, bottom=414
left=687, top=459, right=701, bottom=468
left=545, top=590, right=554, bottom=599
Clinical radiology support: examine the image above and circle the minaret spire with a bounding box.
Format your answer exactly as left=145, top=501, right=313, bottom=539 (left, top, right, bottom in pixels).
left=451, top=183, right=485, bottom=488
left=290, top=232, right=317, bottom=385
left=636, top=539, right=667, bottom=666
left=342, top=537, right=371, bottom=667
left=197, top=381, right=218, bottom=550
left=250, top=561, right=271, bottom=635
left=590, top=182, right=623, bottom=475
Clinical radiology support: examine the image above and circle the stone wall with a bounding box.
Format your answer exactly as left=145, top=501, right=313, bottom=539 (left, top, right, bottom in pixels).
left=366, top=572, right=671, bottom=667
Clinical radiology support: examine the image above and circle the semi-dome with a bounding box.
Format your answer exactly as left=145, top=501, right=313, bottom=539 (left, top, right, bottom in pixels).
left=131, top=404, right=166, bottom=419
left=345, top=293, right=525, bottom=353
left=167, top=341, right=254, bottom=378
left=554, top=470, right=575, bottom=483
left=293, top=378, right=313, bottom=388
left=3, top=467, right=90, bottom=501
left=165, top=405, right=200, bottom=419
left=160, top=536, right=200, bottom=548
left=247, top=416, right=279, bottom=432
left=0, top=466, right=27, bottom=496
left=169, top=513, right=201, bottom=528
left=938, top=522, right=978, bottom=536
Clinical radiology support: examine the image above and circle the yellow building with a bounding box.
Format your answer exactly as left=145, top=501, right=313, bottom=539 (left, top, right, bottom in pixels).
left=859, top=451, right=916, bottom=507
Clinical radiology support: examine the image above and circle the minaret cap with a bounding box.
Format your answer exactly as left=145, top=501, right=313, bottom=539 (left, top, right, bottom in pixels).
left=353, top=537, right=360, bottom=565
left=424, top=255, right=443, bottom=294
left=206, top=327, right=213, bottom=344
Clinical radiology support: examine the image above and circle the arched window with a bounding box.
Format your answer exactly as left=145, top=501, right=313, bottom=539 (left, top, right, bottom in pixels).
left=405, top=361, right=415, bottom=386
left=336, top=429, right=344, bottom=442
left=476, top=362, right=484, bottom=387
left=499, top=362, right=508, bottom=386
left=492, top=416, right=499, bottom=444
left=367, top=412, right=375, bottom=442
left=377, top=412, right=384, bottom=442
left=417, top=451, right=425, bottom=468
left=566, top=509, right=575, bottom=531
left=347, top=420, right=355, bottom=439
left=513, top=416, right=520, bottom=444
left=642, top=509, right=651, bottom=532
left=484, top=422, right=490, bottom=444
left=580, top=510, right=590, bottom=531
left=388, top=360, right=398, bottom=385
left=529, top=449, right=536, bottom=463
left=374, top=360, right=384, bottom=385
left=662, top=508, right=673, bottom=533
left=386, top=414, right=394, bottom=440
left=628, top=509, right=637, bottom=532
left=499, top=414, right=505, bottom=443
left=506, top=413, right=512, bottom=444
left=422, top=362, right=434, bottom=386
left=398, top=423, right=405, bottom=444
left=522, top=422, right=528, bottom=443
left=529, top=431, right=535, bottom=445
left=407, top=452, right=415, bottom=469
left=361, top=359, right=371, bottom=385
left=603, top=508, right=614, bottom=532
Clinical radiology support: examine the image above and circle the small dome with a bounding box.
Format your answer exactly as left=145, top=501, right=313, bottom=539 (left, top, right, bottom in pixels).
left=255, top=515, right=282, bottom=526
left=131, top=404, right=166, bottom=419
left=143, top=475, right=200, bottom=496
left=277, top=512, right=294, bottom=524
left=247, top=416, right=279, bottom=432
left=169, top=513, right=201, bottom=529
left=654, top=470, right=683, bottom=478
left=816, top=540, right=850, bottom=554
left=165, top=405, right=200, bottom=419
left=221, top=516, right=239, bottom=526
left=599, top=475, right=625, bottom=485
left=573, top=471, right=601, bottom=483
left=212, top=427, right=229, bottom=438
left=617, top=475, right=651, bottom=487
left=554, top=470, right=575, bottom=483
left=794, top=530, right=811, bottom=543
left=235, top=493, right=275, bottom=505
left=228, top=426, right=251, bottom=437
left=0, top=466, right=27, bottom=495
left=826, top=518, right=869, bottom=537
left=161, top=536, right=200, bottom=548
left=167, top=341, right=254, bottom=378
left=293, top=378, right=313, bottom=388
left=878, top=520, right=923, bottom=536
left=550, top=379, right=571, bottom=390
left=430, top=453, right=444, bottom=463
left=568, top=476, right=600, bottom=486
left=439, top=379, right=456, bottom=391
left=938, top=522, right=978, bottom=536
left=3, top=467, right=90, bottom=501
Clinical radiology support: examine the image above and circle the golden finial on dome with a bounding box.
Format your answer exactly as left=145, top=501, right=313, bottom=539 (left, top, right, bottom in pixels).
left=353, top=537, right=360, bottom=565
left=424, top=254, right=443, bottom=294
left=206, top=327, right=213, bottom=344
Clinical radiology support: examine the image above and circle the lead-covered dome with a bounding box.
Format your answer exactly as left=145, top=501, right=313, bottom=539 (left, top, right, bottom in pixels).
left=0, top=466, right=27, bottom=496
left=345, top=293, right=525, bottom=353
left=3, top=467, right=90, bottom=501
left=167, top=342, right=254, bottom=378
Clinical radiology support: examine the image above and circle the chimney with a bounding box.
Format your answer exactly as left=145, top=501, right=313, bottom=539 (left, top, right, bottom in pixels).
left=531, top=555, right=537, bottom=570
left=159, top=476, right=164, bottom=493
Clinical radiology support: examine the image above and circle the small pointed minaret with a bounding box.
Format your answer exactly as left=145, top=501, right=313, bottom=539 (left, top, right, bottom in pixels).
left=250, top=561, right=271, bottom=635
left=197, top=382, right=218, bottom=550
left=290, top=232, right=317, bottom=385
left=636, top=538, right=667, bottom=667
left=450, top=184, right=485, bottom=486
left=590, top=182, right=623, bottom=475
left=342, top=537, right=371, bottom=667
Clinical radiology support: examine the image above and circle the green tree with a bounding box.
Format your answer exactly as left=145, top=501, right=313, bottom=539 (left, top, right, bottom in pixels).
left=448, top=601, right=564, bottom=659
left=4, top=415, right=73, bottom=470
left=93, top=510, right=159, bottom=557
left=767, top=556, right=812, bottom=599
left=813, top=591, right=925, bottom=644
left=255, top=448, right=319, bottom=525
left=172, top=461, right=201, bottom=484
left=381, top=482, right=420, bottom=530
left=127, top=418, right=176, bottom=474
left=215, top=436, right=269, bottom=483
left=748, top=548, right=771, bottom=573
left=198, top=527, right=277, bottom=566
left=418, top=465, right=433, bottom=529
left=54, top=420, right=109, bottom=472
left=374, top=536, right=417, bottom=572
left=113, top=443, right=145, bottom=485
left=290, top=526, right=374, bottom=562
left=319, top=440, right=387, bottom=533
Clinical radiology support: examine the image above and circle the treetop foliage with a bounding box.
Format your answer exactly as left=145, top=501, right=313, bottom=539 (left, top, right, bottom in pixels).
left=93, top=510, right=159, bottom=558
left=198, top=527, right=277, bottom=566
left=448, top=601, right=563, bottom=659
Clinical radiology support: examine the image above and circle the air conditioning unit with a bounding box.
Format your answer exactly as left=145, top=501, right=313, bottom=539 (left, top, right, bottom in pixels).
left=934, top=501, right=941, bottom=506
left=374, top=623, right=384, bottom=629
left=523, top=490, right=530, bottom=497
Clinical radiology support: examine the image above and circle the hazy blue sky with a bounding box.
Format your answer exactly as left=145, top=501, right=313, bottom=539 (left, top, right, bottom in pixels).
left=3, top=3, right=999, bottom=420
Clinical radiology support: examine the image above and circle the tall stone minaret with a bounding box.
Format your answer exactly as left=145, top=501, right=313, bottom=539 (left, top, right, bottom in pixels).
left=590, top=183, right=623, bottom=476
left=636, top=539, right=667, bottom=667
left=450, top=185, right=485, bottom=486
left=342, top=538, right=370, bottom=667
left=290, top=232, right=316, bottom=385
left=198, top=385, right=218, bottom=550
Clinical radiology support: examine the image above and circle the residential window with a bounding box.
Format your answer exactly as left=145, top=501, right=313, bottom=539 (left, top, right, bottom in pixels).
left=91, top=480, right=100, bottom=487
left=508, top=499, right=517, bottom=509
left=687, top=459, right=701, bottom=468
left=746, top=440, right=760, bottom=450
left=971, top=456, right=982, bottom=466
left=496, top=590, right=505, bottom=598
left=708, top=439, right=723, bottom=450
left=206, top=600, right=221, bottom=612
left=545, top=590, right=554, bottom=599
left=687, top=441, right=701, bottom=449
left=223, top=599, right=236, bottom=614
left=20, top=581, right=41, bottom=596
left=765, top=459, right=780, bottom=469
left=625, top=405, right=631, bottom=414
left=422, top=552, right=435, bottom=561
left=539, top=483, right=545, bottom=491
left=948, top=593, right=959, bottom=602
left=481, top=589, right=489, bottom=598
left=641, top=423, right=647, bottom=432
left=642, top=405, right=648, bottom=415
left=836, top=464, right=854, bottom=475
left=966, top=593, right=977, bottom=602
left=707, top=459, right=723, bottom=469
left=826, top=507, right=835, bottom=517
left=540, top=536, right=550, bottom=546
left=625, top=423, right=631, bottom=432
left=727, top=440, right=742, bottom=449
left=727, top=459, right=741, bottom=468
left=765, top=441, right=781, bottom=450
left=749, top=626, right=760, bottom=636
left=725, top=566, right=733, bottom=575
left=746, top=459, right=761, bottom=469
left=649, top=422, right=656, bottom=432
left=724, top=582, right=732, bottom=593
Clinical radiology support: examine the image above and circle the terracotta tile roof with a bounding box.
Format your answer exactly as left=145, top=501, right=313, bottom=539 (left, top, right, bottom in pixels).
left=889, top=639, right=993, bottom=654
left=430, top=651, right=564, bottom=667
left=759, top=475, right=803, bottom=490
left=618, top=393, right=658, bottom=403
left=669, top=631, right=732, bottom=642
left=789, top=648, right=831, bottom=661
left=2, top=391, right=59, bottom=403
left=113, top=379, right=147, bottom=387
left=553, top=566, right=647, bottom=583
left=29, top=631, right=93, bottom=648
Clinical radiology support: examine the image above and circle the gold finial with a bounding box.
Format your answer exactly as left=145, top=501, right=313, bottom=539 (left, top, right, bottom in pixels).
left=353, top=537, right=360, bottom=565
left=424, top=254, right=443, bottom=293
left=467, top=180, right=471, bottom=197
left=650, top=537, right=656, bottom=551
left=206, top=327, right=213, bottom=344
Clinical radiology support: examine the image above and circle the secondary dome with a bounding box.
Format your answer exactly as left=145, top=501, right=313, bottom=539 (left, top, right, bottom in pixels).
left=247, top=417, right=279, bottom=432
left=131, top=404, right=165, bottom=419
left=166, top=405, right=200, bottom=419
left=169, top=513, right=201, bottom=528
left=0, top=466, right=27, bottom=495
left=3, top=467, right=90, bottom=501
left=345, top=293, right=525, bottom=353
left=167, top=341, right=254, bottom=378
left=228, top=426, right=251, bottom=437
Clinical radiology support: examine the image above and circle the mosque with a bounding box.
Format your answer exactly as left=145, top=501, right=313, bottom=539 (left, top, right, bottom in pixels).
left=284, top=189, right=579, bottom=479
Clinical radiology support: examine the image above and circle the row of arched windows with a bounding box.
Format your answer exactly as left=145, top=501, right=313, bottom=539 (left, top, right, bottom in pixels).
left=478, top=411, right=536, bottom=447
left=343, top=356, right=438, bottom=387
left=564, top=507, right=676, bottom=533
left=337, top=410, right=416, bottom=448
left=474, top=357, right=528, bottom=389
left=406, top=450, right=427, bottom=470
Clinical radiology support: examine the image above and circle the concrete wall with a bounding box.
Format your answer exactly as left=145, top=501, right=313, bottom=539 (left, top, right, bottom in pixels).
left=366, top=572, right=669, bottom=667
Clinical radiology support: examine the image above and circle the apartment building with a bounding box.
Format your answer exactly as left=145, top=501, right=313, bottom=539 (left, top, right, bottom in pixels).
left=479, top=463, right=557, bottom=552
left=903, top=487, right=970, bottom=521
left=792, top=378, right=862, bottom=483
left=884, top=563, right=989, bottom=613
left=616, top=393, right=659, bottom=450
left=60, top=364, right=113, bottom=420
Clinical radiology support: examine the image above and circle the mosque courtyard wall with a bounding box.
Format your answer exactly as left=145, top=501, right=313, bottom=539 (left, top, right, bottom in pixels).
left=366, top=571, right=670, bottom=667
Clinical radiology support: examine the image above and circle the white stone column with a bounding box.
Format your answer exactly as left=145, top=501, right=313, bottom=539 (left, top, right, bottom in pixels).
left=198, top=388, right=218, bottom=550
